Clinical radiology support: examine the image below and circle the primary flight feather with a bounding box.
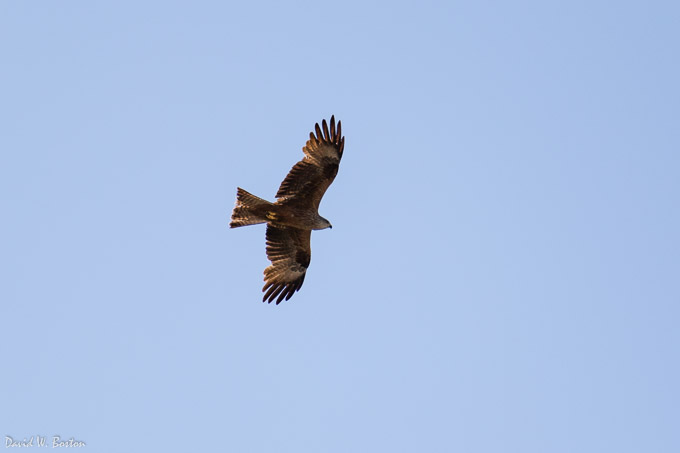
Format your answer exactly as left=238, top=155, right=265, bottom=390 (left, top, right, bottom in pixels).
left=230, top=116, right=345, bottom=304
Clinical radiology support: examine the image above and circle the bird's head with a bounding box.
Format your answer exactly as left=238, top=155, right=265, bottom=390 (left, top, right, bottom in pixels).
left=314, top=215, right=332, bottom=230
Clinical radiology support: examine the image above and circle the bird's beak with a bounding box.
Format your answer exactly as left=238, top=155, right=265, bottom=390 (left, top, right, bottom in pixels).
left=329, top=225, right=333, bottom=229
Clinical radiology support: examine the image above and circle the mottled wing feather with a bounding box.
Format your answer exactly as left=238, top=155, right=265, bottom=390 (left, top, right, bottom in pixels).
left=275, top=116, right=345, bottom=209
left=262, top=225, right=311, bottom=304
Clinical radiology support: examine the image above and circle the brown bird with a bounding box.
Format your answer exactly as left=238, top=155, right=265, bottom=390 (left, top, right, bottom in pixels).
left=230, top=116, right=345, bottom=304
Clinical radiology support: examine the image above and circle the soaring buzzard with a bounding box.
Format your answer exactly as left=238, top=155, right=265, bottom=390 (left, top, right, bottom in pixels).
left=230, top=116, right=345, bottom=304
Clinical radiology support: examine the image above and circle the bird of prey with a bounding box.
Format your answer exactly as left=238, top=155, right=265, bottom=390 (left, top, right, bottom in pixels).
left=230, top=116, right=345, bottom=304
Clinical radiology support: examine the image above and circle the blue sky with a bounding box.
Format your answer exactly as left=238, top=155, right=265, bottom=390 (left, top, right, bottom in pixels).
left=2, top=1, right=679, bottom=452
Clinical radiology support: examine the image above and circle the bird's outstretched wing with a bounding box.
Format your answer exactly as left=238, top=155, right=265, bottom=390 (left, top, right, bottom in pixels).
left=276, top=116, right=345, bottom=209
left=262, top=225, right=311, bottom=304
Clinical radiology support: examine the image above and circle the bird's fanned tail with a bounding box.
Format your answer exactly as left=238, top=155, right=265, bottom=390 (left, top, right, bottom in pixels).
left=229, top=187, right=272, bottom=228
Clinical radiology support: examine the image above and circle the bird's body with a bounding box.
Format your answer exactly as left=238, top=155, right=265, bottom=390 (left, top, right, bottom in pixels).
left=230, top=116, right=345, bottom=304
left=233, top=193, right=330, bottom=231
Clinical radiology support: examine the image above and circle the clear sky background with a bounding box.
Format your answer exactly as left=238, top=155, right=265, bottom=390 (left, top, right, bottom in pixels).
left=2, top=1, right=679, bottom=452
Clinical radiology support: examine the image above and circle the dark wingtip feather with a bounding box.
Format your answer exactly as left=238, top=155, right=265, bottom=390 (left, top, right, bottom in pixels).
left=261, top=274, right=305, bottom=304
left=322, top=118, right=330, bottom=141
left=262, top=283, right=279, bottom=303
